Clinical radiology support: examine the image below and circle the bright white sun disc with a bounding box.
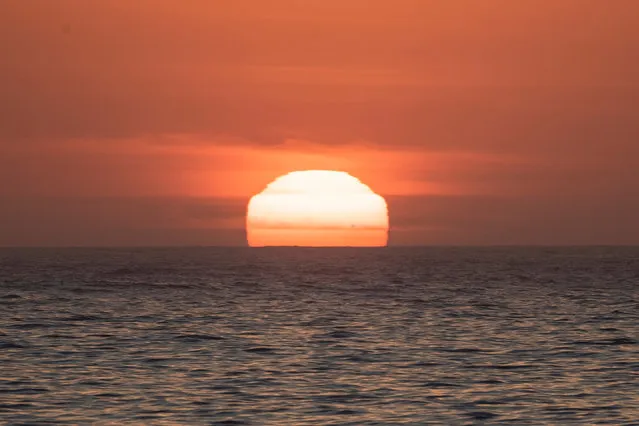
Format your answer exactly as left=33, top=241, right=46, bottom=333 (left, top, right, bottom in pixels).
left=246, top=170, right=389, bottom=247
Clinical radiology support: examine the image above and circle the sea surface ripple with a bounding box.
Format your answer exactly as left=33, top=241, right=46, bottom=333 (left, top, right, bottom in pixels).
left=1, top=247, right=638, bottom=424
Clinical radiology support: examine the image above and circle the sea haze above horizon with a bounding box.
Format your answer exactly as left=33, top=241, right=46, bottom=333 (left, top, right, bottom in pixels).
left=1, top=247, right=637, bottom=424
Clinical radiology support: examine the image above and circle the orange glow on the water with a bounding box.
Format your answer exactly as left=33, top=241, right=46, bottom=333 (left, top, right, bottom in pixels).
left=247, top=170, right=388, bottom=247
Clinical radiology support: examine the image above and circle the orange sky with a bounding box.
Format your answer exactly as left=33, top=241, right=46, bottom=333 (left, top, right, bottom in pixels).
left=1, top=0, right=638, bottom=246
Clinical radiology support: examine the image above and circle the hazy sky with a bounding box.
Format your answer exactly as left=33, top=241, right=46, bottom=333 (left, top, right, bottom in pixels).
left=1, top=0, right=638, bottom=246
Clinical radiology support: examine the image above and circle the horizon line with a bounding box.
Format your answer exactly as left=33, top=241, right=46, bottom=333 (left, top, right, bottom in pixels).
left=1, top=244, right=638, bottom=249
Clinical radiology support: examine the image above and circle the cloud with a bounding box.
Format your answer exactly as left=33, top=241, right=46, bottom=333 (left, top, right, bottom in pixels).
left=2, top=1, right=638, bottom=146
left=387, top=194, right=639, bottom=245
left=0, top=197, right=247, bottom=247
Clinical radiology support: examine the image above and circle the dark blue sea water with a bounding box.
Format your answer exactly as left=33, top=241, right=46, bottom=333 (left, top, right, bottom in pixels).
left=1, top=247, right=637, bottom=424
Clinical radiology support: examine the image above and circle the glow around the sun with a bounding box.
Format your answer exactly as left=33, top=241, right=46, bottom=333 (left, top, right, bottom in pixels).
left=247, top=170, right=389, bottom=247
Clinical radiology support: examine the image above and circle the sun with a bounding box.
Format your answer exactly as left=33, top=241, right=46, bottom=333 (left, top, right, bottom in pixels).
left=247, top=170, right=389, bottom=247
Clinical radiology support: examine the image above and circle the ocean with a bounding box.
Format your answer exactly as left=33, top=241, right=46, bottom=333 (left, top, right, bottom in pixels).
left=1, top=247, right=637, bottom=425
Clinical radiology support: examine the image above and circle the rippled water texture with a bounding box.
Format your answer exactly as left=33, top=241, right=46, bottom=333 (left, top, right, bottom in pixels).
left=1, top=247, right=638, bottom=424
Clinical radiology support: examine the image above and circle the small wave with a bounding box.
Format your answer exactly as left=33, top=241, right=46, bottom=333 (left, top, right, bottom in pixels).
left=9, top=323, right=51, bottom=330
left=473, top=396, right=522, bottom=405
left=467, top=411, right=499, bottom=420
left=573, top=337, right=637, bottom=346
left=0, top=294, right=22, bottom=300
left=104, top=266, right=174, bottom=276
left=0, top=387, right=50, bottom=395
left=244, top=347, right=277, bottom=354
left=441, top=347, right=485, bottom=353
left=0, top=341, right=27, bottom=349
left=334, top=409, right=361, bottom=415
left=94, top=392, right=124, bottom=398
left=314, top=330, right=359, bottom=339
left=340, top=354, right=374, bottom=363
left=491, top=364, right=534, bottom=370
left=410, top=361, right=443, bottom=367
left=314, top=393, right=369, bottom=403
left=174, top=334, right=225, bottom=342
left=301, top=317, right=335, bottom=327
left=59, top=314, right=103, bottom=322
left=0, top=403, right=34, bottom=410
left=475, top=379, right=505, bottom=385
left=421, top=381, right=463, bottom=388
left=142, top=357, right=172, bottom=364
left=464, top=364, right=533, bottom=370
